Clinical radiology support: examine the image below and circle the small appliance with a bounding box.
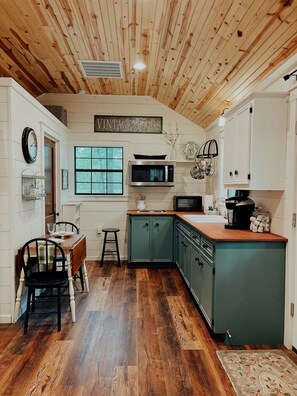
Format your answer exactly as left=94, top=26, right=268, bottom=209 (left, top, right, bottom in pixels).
left=225, top=190, right=255, bottom=229
left=174, top=196, right=202, bottom=212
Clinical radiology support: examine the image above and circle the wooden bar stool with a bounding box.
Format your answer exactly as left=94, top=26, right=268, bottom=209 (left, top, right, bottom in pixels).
left=100, top=228, right=121, bottom=267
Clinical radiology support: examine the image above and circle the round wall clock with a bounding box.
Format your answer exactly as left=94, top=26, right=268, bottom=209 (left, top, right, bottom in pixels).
left=22, top=127, right=38, bottom=163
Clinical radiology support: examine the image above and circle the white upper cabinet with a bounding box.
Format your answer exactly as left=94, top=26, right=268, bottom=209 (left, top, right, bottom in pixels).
left=223, top=92, right=287, bottom=190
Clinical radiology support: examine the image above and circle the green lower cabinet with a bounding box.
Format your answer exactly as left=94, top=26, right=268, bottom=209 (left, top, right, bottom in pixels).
left=176, top=227, right=184, bottom=273
left=213, top=241, right=285, bottom=345
left=128, top=216, right=151, bottom=263
left=128, top=215, right=173, bottom=264
left=175, top=220, right=286, bottom=345
left=190, top=245, right=213, bottom=327
left=129, top=216, right=286, bottom=344
left=190, top=245, right=201, bottom=302
left=182, top=235, right=191, bottom=286
left=197, top=252, right=213, bottom=327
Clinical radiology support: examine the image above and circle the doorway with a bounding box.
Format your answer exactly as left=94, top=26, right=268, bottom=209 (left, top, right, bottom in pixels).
left=292, top=97, right=297, bottom=351
left=44, top=137, right=56, bottom=230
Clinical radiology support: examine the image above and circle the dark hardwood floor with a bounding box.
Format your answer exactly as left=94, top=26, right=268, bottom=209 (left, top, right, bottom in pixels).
left=1, top=262, right=296, bottom=395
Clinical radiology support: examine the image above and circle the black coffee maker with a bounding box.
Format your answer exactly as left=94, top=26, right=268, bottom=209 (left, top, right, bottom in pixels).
left=225, top=190, right=255, bottom=230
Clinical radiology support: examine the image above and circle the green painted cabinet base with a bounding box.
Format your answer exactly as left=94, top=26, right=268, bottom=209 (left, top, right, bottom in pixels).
left=129, top=216, right=286, bottom=344
left=128, top=215, right=173, bottom=264
left=214, top=241, right=285, bottom=345
left=175, top=219, right=286, bottom=345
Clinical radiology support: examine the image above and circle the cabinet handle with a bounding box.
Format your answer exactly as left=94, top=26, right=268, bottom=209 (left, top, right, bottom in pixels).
left=195, top=257, right=199, bottom=261
left=199, top=260, right=203, bottom=267
left=234, top=169, right=238, bottom=175
left=192, top=235, right=197, bottom=239
left=202, top=244, right=208, bottom=249
left=229, top=171, right=233, bottom=176
left=145, top=223, right=149, bottom=226
left=155, top=223, right=159, bottom=227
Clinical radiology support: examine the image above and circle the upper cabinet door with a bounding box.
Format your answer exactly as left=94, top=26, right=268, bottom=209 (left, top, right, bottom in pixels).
left=223, top=114, right=237, bottom=184
left=234, top=104, right=251, bottom=184
left=223, top=93, right=287, bottom=190
left=223, top=105, right=251, bottom=185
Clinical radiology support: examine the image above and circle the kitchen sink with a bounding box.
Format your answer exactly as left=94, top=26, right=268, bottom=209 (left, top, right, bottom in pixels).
left=183, top=214, right=227, bottom=223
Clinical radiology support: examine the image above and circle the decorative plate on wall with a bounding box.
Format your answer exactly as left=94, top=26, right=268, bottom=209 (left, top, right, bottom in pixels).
left=182, top=141, right=199, bottom=160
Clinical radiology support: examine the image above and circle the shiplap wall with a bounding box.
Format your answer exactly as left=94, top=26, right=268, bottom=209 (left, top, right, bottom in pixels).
left=38, top=94, right=207, bottom=260
left=0, top=85, right=11, bottom=323
left=0, top=78, right=68, bottom=324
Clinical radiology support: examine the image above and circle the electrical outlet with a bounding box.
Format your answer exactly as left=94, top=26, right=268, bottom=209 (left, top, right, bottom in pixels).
left=97, top=228, right=101, bottom=235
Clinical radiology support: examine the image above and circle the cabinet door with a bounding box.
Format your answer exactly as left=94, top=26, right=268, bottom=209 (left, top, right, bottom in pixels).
left=234, top=104, right=251, bottom=184
left=190, top=244, right=201, bottom=304
left=152, top=217, right=173, bottom=262
left=129, top=217, right=151, bottom=262
left=223, top=114, right=236, bottom=184
left=178, top=232, right=185, bottom=274
left=183, top=235, right=192, bottom=286
left=224, top=104, right=251, bottom=185
left=199, top=253, right=213, bottom=327
left=176, top=226, right=182, bottom=270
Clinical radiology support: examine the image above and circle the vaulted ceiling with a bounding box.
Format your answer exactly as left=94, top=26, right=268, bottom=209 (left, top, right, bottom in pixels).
left=0, top=0, right=296, bottom=127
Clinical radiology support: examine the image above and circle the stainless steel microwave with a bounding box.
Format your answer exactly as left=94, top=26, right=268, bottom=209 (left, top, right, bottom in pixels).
left=129, top=160, right=175, bottom=186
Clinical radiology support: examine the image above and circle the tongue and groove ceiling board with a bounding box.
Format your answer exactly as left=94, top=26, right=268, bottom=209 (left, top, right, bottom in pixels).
left=0, top=0, right=296, bottom=128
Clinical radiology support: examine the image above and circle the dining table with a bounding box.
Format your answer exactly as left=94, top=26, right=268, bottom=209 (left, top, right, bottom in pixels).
left=14, top=233, right=89, bottom=323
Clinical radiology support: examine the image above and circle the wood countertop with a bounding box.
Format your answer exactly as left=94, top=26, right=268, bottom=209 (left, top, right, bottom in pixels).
left=127, top=211, right=287, bottom=242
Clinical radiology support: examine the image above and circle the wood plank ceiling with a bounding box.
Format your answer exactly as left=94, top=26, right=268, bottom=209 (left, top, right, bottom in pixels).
left=0, top=0, right=296, bottom=128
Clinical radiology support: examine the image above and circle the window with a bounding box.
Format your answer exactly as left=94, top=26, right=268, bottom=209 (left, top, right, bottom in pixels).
left=74, top=146, right=123, bottom=195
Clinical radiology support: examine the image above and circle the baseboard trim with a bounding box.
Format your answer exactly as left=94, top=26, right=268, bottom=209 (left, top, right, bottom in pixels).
left=0, top=314, right=12, bottom=324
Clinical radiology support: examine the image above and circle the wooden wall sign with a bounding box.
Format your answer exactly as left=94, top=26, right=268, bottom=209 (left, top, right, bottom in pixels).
left=94, top=115, right=162, bottom=134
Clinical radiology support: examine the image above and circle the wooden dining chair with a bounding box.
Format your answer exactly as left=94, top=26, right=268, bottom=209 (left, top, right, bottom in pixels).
left=20, top=238, right=67, bottom=333
left=55, top=221, right=84, bottom=290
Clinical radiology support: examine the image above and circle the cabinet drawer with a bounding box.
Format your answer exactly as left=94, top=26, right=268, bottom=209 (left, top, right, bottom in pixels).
left=179, top=223, right=192, bottom=238
left=178, top=222, right=200, bottom=246
left=201, top=237, right=214, bottom=259
left=190, top=229, right=200, bottom=246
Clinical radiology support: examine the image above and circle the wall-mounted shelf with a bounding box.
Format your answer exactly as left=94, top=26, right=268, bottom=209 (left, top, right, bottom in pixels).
left=21, top=170, right=45, bottom=201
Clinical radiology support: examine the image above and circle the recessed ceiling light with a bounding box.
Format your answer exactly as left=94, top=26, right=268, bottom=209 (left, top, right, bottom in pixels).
left=133, top=62, right=146, bottom=71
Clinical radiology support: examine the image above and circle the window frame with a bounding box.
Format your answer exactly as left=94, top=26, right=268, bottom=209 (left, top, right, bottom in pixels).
left=74, top=146, right=124, bottom=196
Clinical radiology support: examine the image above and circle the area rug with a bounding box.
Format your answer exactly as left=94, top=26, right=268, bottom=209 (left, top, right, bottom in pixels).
left=217, top=350, right=297, bottom=396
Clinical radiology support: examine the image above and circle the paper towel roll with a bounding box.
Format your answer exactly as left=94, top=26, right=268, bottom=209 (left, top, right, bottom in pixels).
left=204, top=195, right=213, bottom=212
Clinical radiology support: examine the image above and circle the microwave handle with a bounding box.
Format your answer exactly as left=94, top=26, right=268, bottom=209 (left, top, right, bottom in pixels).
left=165, top=165, right=168, bottom=182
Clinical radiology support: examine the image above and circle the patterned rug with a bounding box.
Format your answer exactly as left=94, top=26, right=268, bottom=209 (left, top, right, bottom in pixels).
left=217, top=350, right=297, bottom=396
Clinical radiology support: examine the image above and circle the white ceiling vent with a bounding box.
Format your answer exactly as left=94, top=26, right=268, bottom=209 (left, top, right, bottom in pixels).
left=78, top=60, right=123, bottom=78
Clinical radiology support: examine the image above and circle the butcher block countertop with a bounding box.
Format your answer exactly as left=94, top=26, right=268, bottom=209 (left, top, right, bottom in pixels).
left=127, top=210, right=287, bottom=243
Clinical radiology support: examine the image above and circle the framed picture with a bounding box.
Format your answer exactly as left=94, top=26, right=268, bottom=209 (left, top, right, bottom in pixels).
left=61, top=169, right=69, bottom=190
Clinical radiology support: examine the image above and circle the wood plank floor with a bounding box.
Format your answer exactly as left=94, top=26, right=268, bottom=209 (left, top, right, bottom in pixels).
left=1, top=262, right=296, bottom=396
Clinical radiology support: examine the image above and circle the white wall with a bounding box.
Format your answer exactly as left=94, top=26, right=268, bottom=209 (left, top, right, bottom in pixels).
left=38, top=94, right=207, bottom=260
left=0, top=78, right=68, bottom=324
left=0, top=85, right=12, bottom=323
